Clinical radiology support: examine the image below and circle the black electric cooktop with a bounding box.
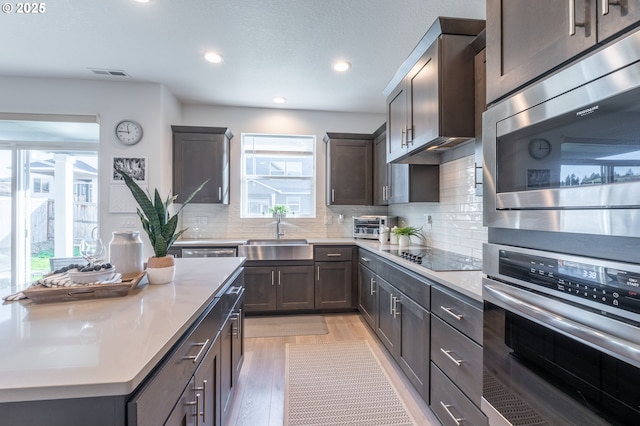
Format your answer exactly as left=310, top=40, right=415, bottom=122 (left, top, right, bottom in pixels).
left=383, top=247, right=482, bottom=271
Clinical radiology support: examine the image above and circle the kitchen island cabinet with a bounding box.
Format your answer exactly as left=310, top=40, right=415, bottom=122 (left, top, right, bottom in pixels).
left=0, top=258, right=245, bottom=426
left=486, top=0, right=640, bottom=104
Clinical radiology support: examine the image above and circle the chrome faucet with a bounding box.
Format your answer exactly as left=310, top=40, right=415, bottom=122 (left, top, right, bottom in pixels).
left=275, top=212, right=285, bottom=239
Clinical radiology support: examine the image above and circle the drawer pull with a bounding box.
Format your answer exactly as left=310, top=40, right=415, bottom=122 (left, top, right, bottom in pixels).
left=183, top=339, right=210, bottom=364
left=186, top=393, right=201, bottom=426
left=360, top=256, right=371, bottom=263
left=440, top=306, right=463, bottom=321
left=326, top=253, right=342, bottom=257
left=392, top=296, right=400, bottom=318
left=370, top=278, right=376, bottom=295
left=228, top=286, right=243, bottom=295
left=439, top=401, right=463, bottom=426
left=440, top=348, right=463, bottom=366
left=231, top=312, right=241, bottom=336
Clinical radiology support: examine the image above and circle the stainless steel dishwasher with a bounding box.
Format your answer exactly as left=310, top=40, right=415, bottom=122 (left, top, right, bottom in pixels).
left=181, top=247, right=237, bottom=257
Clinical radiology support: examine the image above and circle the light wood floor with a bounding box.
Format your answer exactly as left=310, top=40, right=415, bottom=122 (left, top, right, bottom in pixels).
left=226, top=313, right=440, bottom=426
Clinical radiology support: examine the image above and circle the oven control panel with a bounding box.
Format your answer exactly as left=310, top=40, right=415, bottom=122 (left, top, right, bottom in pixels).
left=498, top=250, right=640, bottom=315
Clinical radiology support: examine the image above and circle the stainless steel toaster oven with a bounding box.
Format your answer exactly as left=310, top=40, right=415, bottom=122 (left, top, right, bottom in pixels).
left=353, top=215, right=397, bottom=239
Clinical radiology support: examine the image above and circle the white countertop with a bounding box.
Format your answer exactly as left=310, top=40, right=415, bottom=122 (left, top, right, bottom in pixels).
left=0, top=257, right=245, bottom=403
left=175, top=237, right=483, bottom=301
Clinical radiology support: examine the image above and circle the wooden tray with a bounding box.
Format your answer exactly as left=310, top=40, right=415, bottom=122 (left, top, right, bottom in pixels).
left=23, top=272, right=146, bottom=303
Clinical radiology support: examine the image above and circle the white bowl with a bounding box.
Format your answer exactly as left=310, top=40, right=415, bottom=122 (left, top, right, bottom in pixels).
left=68, top=267, right=116, bottom=284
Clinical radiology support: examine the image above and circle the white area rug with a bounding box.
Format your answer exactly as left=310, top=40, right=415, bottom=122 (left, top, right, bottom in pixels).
left=285, top=340, right=416, bottom=426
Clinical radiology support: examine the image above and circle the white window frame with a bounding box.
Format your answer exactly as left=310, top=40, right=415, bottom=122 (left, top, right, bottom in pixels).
left=241, top=133, right=316, bottom=218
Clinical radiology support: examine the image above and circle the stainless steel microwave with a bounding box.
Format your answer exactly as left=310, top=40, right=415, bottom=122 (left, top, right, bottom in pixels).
left=353, top=215, right=397, bottom=239
left=483, top=27, right=640, bottom=238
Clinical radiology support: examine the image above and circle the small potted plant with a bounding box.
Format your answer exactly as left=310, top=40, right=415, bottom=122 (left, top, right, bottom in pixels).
left=268, top=204, right=290, bottom=217
left=393, top=223, right=425, bottom=247
left=115, top=166, right=208, bottom=284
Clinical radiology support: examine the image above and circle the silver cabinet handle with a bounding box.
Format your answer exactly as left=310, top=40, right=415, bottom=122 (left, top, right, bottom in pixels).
left=231, top=312, right=240, bottom=336
left=406, top=125, right=414, bottom=145
left=271, top=270, right=275, bottom=286
left=439, top=401, right=463, bottom=426
left=185, top=393, right=201, bottom=426
left=326, top=253, right=342, bottom=257
left=331, top=189, right=335, bottom=202
left=193, top=380, right=207, bottom=424
left=400, top=127, right=406, bottom=148
left=440, top=306, right=463, bottom=321
left=370, top=278, right=376, bottom=295
left=218, top=186, right=222, bottom=201
left=602, top=0, right=620, bottom=15
left=390, top=294, right=395, bottom=315
left=278, top=270, right=281, bottom=286
left=317, top=266, right=320, bottom=281
left=440, top=348, right=463, bottom=366
left=183, top=339, right=210, bottom=363
left=360, top=256, right=370, bottom=263
left=393, top=296, right=400, bottom=318
left=569, top=0, right=586, bottom=35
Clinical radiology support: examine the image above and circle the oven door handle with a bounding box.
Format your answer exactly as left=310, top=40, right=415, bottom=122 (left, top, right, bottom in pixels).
left=484, top=283, right=640, bottom=368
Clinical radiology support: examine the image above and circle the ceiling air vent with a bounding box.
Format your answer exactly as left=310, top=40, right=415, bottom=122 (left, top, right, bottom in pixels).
left=88, top=68, right=129, bottom=77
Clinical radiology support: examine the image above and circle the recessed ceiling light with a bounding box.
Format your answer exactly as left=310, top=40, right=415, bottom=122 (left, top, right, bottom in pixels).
left=333, top=61, right=351, bottom=72
left=273, top=97, right=287, bottom=104
left=204, top=51, right=223, bottom=64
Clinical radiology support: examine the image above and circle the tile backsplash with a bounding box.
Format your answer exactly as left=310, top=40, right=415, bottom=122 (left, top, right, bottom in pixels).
left=389, top=155, right=487, bottom=259
left=180, top=153, right=486, bottom=259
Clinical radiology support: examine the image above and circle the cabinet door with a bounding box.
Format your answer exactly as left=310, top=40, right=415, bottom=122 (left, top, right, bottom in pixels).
left=243, top=267, right=276, bottom=312
left=220, top=317, right=233, bottom=424
left=376, top=278, right=400, bottom=356
left=173, top=129, right=230, bottom=204
left=407, top=41, right=438, bottom=150
left=397, top=294, right=430, bottom=402
left=373, top=129, right=390, bottom=205
left=358, top=264, right=378, bottom=329
left=193, top=337, right=221, bottom=426
left=326, top=138, right=373, bottom=205
left=165, top=377, right=196, bottom=426
left=386, top=81, right=408, bottom=162
left=277, top=265, right=315, bottom=310
left=598, top=1, right=640, bottom=41
left=315, top=261, right=352, bottom=309
left=389, top=163, right=409, bottom=204
left=486, top=0, right=596, bottom=104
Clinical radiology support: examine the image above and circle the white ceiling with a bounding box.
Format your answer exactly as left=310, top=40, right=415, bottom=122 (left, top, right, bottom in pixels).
left=1, top=0, right=486, bottom=114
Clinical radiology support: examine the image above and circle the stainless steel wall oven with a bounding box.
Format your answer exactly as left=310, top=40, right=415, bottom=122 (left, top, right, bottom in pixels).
left=483, top=28, right=640, bottom=239
left=482, top=27, right=640, bottom=426
left=483, top=244, right=640, bottom=426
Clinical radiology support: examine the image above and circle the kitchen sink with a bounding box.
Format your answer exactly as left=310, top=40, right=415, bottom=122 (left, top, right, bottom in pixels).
left=238, top=239, right=313, bottom=260
left=244, top=239, right=308, bottom=246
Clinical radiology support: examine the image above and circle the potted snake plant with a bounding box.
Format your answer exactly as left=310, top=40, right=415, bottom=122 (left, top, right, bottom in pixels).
left=114, top=166, right=208, bottom=284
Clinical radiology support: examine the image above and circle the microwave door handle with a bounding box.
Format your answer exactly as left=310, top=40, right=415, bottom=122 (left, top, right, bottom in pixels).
left=484, top=284, right=640, bottom=367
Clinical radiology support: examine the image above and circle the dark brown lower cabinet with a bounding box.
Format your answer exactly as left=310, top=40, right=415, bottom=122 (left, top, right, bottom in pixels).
left=244, top=265, right=314, bottom=313
left=315, top=261, right=353, bottom=309
left=376, top=278, right=430, bottom=401
left=358, top=263, right=377, bottom=329
left=221, top=293, right=244, bottom=424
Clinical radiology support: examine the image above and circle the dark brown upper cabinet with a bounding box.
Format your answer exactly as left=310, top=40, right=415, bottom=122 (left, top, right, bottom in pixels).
left=324, top=133, right=373, bottom=206
left=384, top=17, right=485, bottom=163
left=172, top=126, right=232, bottom=204
left=486, top=0, right=640, bottom=105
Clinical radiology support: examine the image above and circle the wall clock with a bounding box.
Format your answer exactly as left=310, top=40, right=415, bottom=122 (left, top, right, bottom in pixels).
left=528, top=138, right=551, bottom=159
left=115, top=120, right=143, bottom=145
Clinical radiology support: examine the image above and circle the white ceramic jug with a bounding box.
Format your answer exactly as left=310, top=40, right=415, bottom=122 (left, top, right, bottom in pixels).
left=109, top=231, right=144, bottom=279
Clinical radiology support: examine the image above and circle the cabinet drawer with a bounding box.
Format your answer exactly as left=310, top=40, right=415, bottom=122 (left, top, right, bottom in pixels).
left=358, top=249, right=382, bottom=274
left=315, top=246, right=353, bottom=261
left=432, top=285, right=482, bottom=344
left=430, top=363, right=487, bottom=426
left=431, top=315, right=482, bottom=406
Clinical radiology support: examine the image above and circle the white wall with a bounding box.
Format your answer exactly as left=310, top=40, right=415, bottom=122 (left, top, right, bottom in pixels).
left=179, top=104, right=387, bottom=240
left=0, top=76, right=179, bottom=258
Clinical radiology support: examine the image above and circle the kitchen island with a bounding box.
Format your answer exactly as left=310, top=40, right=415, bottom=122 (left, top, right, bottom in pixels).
left=0, top=257, right=245, bottom=425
